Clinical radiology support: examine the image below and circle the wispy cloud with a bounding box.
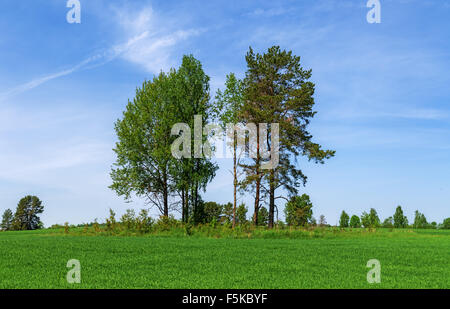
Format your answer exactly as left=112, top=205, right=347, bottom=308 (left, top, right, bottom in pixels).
left=0, top=4, right=203, bottom=101
left=114, top=6, right=204, bottom=73
left=0, top=31, right=149, bottom=102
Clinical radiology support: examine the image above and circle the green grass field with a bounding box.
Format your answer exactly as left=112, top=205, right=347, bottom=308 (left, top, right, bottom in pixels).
left=0, top=229, right=449, bottom=289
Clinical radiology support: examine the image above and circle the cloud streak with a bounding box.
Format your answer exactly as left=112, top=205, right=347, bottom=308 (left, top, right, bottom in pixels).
left=0, top=5, right=202, bottom=101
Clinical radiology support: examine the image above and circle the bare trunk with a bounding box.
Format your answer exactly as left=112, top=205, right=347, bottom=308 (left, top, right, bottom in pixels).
left=232, top=136, right=237, bottom=229
left=253, top=127, right=261, bottom=226
left=268, top=169, right=275, bottom=228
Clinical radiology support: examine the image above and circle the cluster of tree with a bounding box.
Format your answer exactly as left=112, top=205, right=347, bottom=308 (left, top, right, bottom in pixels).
left=110, top=46, right=335, bottom=228
left=194, top=193, right=326, bottom=228
left=339, top=206, right=450, bottom=229
left=1, top=196, right=44, bottom=231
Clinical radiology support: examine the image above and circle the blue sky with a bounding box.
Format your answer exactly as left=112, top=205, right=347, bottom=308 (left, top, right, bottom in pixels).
left=0, top=0, right=449, bottom=226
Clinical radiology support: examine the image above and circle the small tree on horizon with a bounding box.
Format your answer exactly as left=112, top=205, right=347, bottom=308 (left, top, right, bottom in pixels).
left=257, top=207, right=269, bottom=226
left=319, top=215, right=327, bottom=227
left=349, top=215, right=361, bottom=228
left=393, top=205, right=408, bottom=228
left=413, top=210, right=428, bottom=229
left=12, top=196, right=44, bottom=231
left=1, top=209, right=13, bottom=231
left=339, top=211, right=350, bottom=228
left=284, top=194, right=313, bottom=227
left=361, top=208, right=380, bottom=228
left=236, top=203, right=248, bottom=225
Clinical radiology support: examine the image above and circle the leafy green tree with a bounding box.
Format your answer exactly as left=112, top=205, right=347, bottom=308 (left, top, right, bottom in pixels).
left=12, top=196, right=44, bottom=230
left=382, top=217, right=394, bottom=228
left=1, top=209, right=13, bottom=231
left=339, top=211, right=350, bottom=228
left=214, top=73, right=245, bottom=228
left=349, top=215, right=361, bottom=228
left=361, top=208, right=380, bottom=228
left=284, top=194, right=313, bottom=227
left=413, top=210, right=428, bottom=229
left=236, top=203, right=248, bottom=225
left=203, top=202, right=223, bottom=224
left=110, top=70, right=179, bottom=217
left=241, top=46, right=335, bottom=228
left=257, top=207, right=269, bottom=226
left=393, top=205, right=408, bottom=228
left=111, top=55, right=217, bottom=223
left=171, top=55, right=218, bottom=224
left=441, top=218, right=450, bottom=229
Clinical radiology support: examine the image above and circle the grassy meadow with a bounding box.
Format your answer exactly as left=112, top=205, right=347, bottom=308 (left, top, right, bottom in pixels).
left=0, top=228, right=448, bottom=289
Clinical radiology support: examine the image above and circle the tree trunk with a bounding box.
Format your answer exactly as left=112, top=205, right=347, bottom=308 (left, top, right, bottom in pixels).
left=268, top=169, right=275, bottom=229
left=163, top=170, right=169, bottom=217
left=181, top=189, right=185, bottom=222
left=253, top=126, right=261, bottom=226
left=232, top=136, right=237, bottom=229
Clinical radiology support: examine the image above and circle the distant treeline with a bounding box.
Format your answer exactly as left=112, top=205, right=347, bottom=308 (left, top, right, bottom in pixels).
left=49, top=196, right=449, bottom=233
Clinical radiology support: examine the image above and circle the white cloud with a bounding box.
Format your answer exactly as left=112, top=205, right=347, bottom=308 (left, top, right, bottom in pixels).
left=0, top=4, right=202, bottom=101
left=114, top=6, right=203, bottom=73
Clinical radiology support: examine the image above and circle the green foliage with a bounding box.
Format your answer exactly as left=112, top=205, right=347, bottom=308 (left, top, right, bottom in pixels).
left=382, top=217, right=394, bottom=228
left=222, top=202, right=233, bottom=223
left=257, top=207, right=269, bottom=226
left=339, top=211, right=350, bottom=228
left=393, top=206, right=408, bottom=228
left=413, top=210, right=428, bottom=229
left=110, top=55, right=217, bottom=221
left=361, top=208, right=380, bottom=228
left=240, top=46, right=334, bottom=227
left=213, top=73, right=244, bottom=127
left=236, top=204, right=248, bottom=225
left=203, top=202, right=223, bottom=223
left=1, top=209, right=13, bottom=231
left=284, top=194, right=313, bottom=227
left=442, top=218, right=450, bottom=229
left=12, top=196, right=44, bottom=231
left=349, top=215, right=361, bottom=228
left=110, top=69, right=179, bottom=217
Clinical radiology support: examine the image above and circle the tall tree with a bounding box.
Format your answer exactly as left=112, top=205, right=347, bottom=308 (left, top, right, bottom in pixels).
left=339, top=211, right=350, bottom=228
left=1, top=209, right=13, bottom=231
left=171, top=55, right=218, bottom=223
left=110, top=70, right=179, bottom=217
left=361, top=208, right=381, bottom=228
left=393, top=205, right=408, bottom=228
left=214, top=73, right=245, bottom=228
left=413, top=210, right=428, bottom=229
left=12, top=196, right=44, bottom=230
left=241, top=46, right=335, bottom=228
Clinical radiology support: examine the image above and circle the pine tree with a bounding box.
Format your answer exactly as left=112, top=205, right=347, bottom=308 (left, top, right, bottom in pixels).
left=240, top=46, right=334, bottom=228
left=393, top=205, right=408, bottom=228
left=12, top=196, right=44, bottom=230
left=1, top=209, right=13, bottom=231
